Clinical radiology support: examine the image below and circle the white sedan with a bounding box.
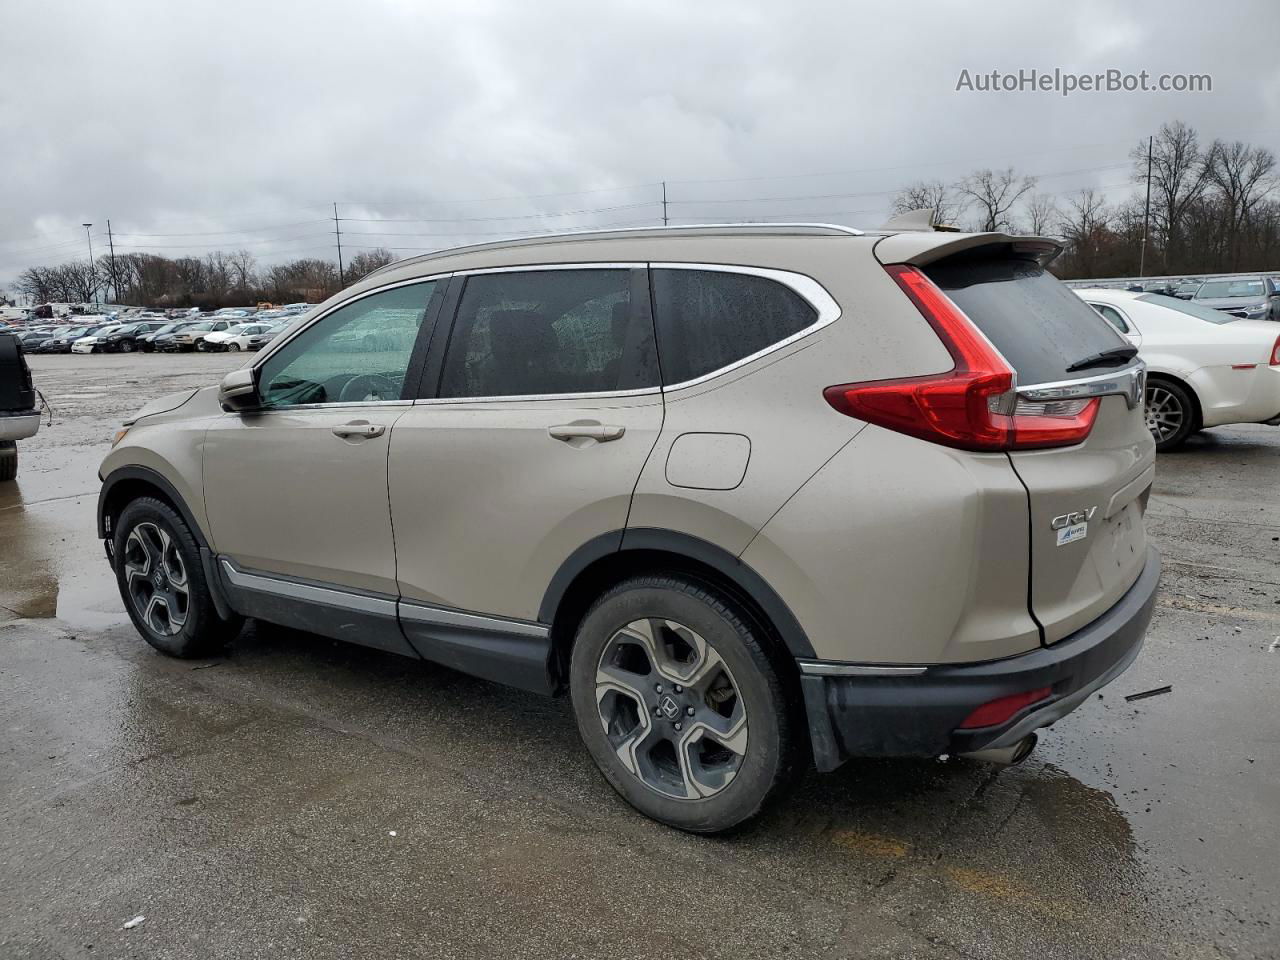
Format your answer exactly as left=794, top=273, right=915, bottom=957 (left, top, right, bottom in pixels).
left=1076, top=288, right=1280, bottom=450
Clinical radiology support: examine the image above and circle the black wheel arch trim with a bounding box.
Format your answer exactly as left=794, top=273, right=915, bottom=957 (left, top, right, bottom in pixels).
left=97, top=465, right=210, bottom=550
left=539, top=527, right=817, bottom=660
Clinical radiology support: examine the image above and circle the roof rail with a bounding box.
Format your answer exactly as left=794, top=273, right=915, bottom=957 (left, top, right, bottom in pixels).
left=360, top=222, right=865, bottom=282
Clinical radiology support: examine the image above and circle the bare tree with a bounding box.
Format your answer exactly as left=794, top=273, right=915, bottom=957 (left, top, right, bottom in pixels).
left=889, top=180, right=965, bottom=227
left=227, top=249, right=258, bottom=291
left=1025, top=193, right=1059, bottom=236
left=956, top=168, right=1037, bottom=232
left=346, top=248, right=397, bottom=282
left=1057, top=189, right=1113, bottom=277
left=1205, top=139, right=1277, bottom=270
left=1132, top=121, right=1212, bottom=273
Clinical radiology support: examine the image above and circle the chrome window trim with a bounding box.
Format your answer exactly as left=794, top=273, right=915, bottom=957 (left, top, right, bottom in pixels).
left=412, top=387, right=661, bottom=406
left=1016, top=362, right=1146, bottom=410
left=220, top=560, right=398, bottom=617
left=421, top=261, right=843, bottom=402
left=244, top=399, right=414, bottom=414
left=398, top=600, right=548, bottom=638
left=798, top=660, right=928, bottom=678
left=653, top=262, right=843, bottom=392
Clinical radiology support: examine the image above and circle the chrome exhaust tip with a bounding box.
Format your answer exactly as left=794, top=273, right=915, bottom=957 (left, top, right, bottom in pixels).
left=959, top=733, right=1038, bottom=767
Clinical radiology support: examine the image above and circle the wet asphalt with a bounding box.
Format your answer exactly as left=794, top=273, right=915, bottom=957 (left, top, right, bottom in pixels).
left=1, top=352, right=1277, bottom=959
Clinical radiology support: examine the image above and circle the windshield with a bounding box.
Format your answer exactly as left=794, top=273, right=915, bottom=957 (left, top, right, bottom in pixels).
left=1139, top=293, right=1238, bottom=324
left=1196, top=279, right=1265, bottom=299
left=186, top=321, right=213, bottom=331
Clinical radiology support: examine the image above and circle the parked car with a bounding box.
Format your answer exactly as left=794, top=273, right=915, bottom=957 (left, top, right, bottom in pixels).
left=219, top=322, right=283, bottom=352
left=0, top=332, right=40, bottom=481
left=17, top=325, right=69, bottom=350
left=161, top=319, right=233, bottom=352
left=1077, top=288, right=1280, bottom=450
left=98, top=224, right=1160, bottom=832
left=38, top=323, right=110, bottom=353
left=139, top=321, right=196, bottom=352
left=72, top=321, right=169, bottom=353
left=1172, top=278, right=1203, bottom=300
left=201, top=322, right=264, bottom=352
left=1191, top=276, right=1280, bottom=321
left=71, top=324, right=128, bottom=353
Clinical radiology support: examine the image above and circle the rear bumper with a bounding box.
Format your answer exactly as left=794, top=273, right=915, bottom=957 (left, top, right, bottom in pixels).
left=801, top=546, right=1161, bottom=772
left=0, top=409, right=41, bottom=442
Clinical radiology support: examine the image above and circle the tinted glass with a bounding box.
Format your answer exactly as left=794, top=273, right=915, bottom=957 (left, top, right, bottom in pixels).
left=259, top=281, right=436, bottom=407
left=1091, top=304, right=1130, bottom=333
left=439, top=269, right=657, bottom=398
left=650, top=269, right=817, bottom=385
left=926, top=257, right=1130, bottom=383
left=1139, top=293, right=1236, bottom=324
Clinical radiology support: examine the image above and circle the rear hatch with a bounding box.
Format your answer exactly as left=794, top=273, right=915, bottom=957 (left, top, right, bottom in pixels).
left=925, top=251, right=1155, bottom=644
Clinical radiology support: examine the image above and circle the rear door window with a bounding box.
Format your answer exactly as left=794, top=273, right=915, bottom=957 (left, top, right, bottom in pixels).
left=1090, top=304, right=1130, bottom=334
left=925, top=256, right=1131, bottom=384
left=438, top=269, right=658, bottom=398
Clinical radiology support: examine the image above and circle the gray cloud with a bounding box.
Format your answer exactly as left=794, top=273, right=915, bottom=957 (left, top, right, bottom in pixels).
left=2, top=0, right=1277, bottom=286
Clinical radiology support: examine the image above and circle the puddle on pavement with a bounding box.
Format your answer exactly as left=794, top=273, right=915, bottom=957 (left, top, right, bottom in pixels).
left=0, top=450, right=127, bottom=631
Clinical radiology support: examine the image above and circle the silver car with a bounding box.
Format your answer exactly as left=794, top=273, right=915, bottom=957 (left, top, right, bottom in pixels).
left=97, top=223, right=1160, bottom=831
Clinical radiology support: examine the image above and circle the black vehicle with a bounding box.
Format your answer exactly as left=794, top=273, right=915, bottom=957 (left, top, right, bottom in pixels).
left=37, top=325, right=103, bottom=353
left=17, top=325, right=69, bottom=350
left=87, top=321, right=170, bottom=353
left=140, top=320, right=200, bottom=352
left=0, top=333, right=40, bottom=481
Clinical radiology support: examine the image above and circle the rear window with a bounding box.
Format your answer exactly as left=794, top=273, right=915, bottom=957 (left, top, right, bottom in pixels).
left=1138, top=293, right=1236, bottom=324
left=925, top=257, right=1130, bottom=384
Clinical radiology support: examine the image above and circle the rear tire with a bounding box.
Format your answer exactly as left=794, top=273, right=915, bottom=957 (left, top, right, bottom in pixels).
left=113, top=497, right=243, bottom=658
left=569, top=575, right=797, bottom=833
left=0, top=441, right=16, bottom=482
left=1145, top=379, right=1196, bottom=451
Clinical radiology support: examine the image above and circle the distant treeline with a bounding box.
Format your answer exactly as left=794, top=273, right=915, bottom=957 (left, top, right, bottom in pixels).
left=13, top=247, right=396, bottom=309
left=889, top=120, right=1280, bottom=279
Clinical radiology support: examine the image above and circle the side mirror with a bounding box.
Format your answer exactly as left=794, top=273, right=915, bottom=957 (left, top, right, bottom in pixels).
left=218, top=368, right=259, bottom=412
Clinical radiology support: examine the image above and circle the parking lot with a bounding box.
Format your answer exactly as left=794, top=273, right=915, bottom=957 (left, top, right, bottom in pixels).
left=2, top=352, right=1278, bottom=959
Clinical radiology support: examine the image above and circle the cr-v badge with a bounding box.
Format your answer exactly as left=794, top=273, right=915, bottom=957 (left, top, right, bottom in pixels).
left=1051, top=506, right=1097, bottom=546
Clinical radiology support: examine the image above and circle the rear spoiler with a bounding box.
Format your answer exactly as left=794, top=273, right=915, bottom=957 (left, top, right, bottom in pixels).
left=873, top=231, right=1063, bottom=267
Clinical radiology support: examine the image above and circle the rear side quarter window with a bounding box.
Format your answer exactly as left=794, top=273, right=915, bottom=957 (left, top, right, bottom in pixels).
left=650, top=268, right=818, bottom=385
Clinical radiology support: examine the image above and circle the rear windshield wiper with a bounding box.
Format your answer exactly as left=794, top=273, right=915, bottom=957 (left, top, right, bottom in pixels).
left=1065, top=345, right=1138, bottom=373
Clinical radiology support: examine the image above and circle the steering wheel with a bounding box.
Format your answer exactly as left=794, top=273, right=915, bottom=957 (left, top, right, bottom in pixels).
left=337, top=373, right=400, bottom=403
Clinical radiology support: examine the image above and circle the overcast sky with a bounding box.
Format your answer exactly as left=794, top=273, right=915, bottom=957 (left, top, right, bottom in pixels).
left=2, top=0, right=1278, bottom=289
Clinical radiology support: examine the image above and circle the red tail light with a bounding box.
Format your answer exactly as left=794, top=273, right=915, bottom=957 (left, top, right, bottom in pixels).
left=823, top=264, right=1099, bottom=451
left=1270, top=335, right=1280, bottom=366
left=958, top=687, right=1051, bottom=729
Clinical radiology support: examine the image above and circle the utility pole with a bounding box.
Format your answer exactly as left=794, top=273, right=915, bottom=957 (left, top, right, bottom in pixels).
left=333, top=202, right=345, bottom=286
left=82, top=223, right=96, bottom=307
left=106, top=219, right=118, bottom=304
left=661, top=181, right=668, bottom=227
left=1139, top=134, right=1153, bottom=277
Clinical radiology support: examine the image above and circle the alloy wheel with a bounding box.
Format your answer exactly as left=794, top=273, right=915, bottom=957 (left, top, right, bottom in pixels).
left=595, top=618, right=748, bottom=800
left=1144, top=385, right=1184, bottom=442
left=122, top=521, right=190, bottom=636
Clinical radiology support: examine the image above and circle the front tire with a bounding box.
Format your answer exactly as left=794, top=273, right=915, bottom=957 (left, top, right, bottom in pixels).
left=570, top=575, right=797, bottom=833
left=113, top=497, right=243, bottom=657
left=1145, top=379, right=1196, bottom=451
left=228, top=342, right=242, bottom=351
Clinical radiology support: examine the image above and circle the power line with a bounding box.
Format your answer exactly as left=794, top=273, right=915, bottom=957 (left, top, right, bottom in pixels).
left=336, top=200, right=659, bottom=224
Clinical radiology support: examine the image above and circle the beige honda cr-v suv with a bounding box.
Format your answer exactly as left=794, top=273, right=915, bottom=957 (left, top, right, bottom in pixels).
left=98, top=222, right=1160, bottom=832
